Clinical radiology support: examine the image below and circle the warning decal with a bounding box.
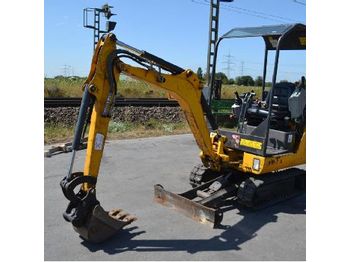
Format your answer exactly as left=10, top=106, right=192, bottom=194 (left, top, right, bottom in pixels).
left=94, top=133, right=104, bottom=150
left=240, top=139, right=262, bottom=150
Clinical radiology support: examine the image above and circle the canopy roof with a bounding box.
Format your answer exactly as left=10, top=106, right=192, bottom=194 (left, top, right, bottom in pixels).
left=221, top=23, right=306, bottom=50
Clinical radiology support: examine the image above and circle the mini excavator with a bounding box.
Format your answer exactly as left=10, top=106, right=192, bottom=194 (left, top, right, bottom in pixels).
left=60, top=23, right=306, bottom=243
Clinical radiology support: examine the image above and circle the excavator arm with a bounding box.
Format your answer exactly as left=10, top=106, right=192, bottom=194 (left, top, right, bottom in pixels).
left=60, top=33, right=226, bottom=242
left=86, top=34, right=222, bottom=175
left=111, top=57, right=218, bottom=164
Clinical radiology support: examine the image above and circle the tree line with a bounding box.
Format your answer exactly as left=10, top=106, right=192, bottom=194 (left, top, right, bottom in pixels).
left=196, top=67, right=272, bottom=87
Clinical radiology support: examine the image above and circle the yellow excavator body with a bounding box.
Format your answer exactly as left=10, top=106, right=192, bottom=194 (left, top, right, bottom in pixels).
left=60, top=27, right=306, bottom=242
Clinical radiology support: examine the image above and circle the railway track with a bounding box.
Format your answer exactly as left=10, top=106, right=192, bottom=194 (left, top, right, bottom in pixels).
left=44, top=97, right=179, bottom=108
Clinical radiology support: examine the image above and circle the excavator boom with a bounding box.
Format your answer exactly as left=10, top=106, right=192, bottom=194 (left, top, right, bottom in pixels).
left=60, top=33, right=226, bottom=242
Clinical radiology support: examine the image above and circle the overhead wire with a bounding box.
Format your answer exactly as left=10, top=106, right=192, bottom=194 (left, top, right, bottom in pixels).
left=292, top=0, right=306, bottom=6
left=191, top=0, right=302, bottom=23
left=190, top=0, right=305, bottom=79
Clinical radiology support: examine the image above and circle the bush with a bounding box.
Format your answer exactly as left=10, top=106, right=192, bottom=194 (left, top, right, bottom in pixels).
left=144, top=118, right=160, bottom=129
left=162, top=124, right=174, bottom=133
left=44, top=86, right=65, bottom=97
left=108, top=121, right=131, bottom=133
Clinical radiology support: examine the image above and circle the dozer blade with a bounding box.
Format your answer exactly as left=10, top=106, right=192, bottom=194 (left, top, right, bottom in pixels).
left=154, top=184, right=223, bottom=227
left=73, top=205, right=137, bottom=243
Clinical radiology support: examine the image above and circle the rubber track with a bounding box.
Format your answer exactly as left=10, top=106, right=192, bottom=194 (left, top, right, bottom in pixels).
left=189, top=164, right=222, bottom=188
left=237, top=168, right=306, bottom=208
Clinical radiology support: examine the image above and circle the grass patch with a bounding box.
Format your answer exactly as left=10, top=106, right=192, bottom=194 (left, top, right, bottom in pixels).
left=221, top=84, right=266, bottom=99
left=108, top=121, right=132, bottom=133
left=44, top=123, right=75, bottom=144
left=118, top=80, right=167, bottom=98
left=107, top=122, right=189, bottom=140
left=44, top=77, right=85, bottom=97
left=45, top=120, right=191, bottom=145
left=44, top=77, right=266, bottom=99
left=44, top=77, right=167, bottom=98
left=106, top=119, right=190, bottom=140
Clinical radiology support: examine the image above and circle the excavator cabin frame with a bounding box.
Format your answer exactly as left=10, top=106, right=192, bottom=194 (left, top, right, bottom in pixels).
left=208, top=23, right=306, bottom=174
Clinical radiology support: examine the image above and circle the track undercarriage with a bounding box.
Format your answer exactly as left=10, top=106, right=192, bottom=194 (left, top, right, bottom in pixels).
left=154, top=164, right=306, bottom=227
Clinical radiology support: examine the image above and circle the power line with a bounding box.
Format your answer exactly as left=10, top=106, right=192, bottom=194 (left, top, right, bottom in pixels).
left=60, top=65, right=74, bottom=77
left=217, top=56, right=305, bottom=77
left=192, top=0, right=301, bottom=23
left=222, top=52, right=236, bottom=79
left=232, top=58, right=305, bottom=68
left=61, top=64, right=69, bottom=77
left=218, top=1, right=300, bottom=23
left=191, top=0, right=208, bottom=7
left=240, top=61, right=244, bottom=75
left=293, top=0, right=306, bottom=6
left=237, top=65, right=304, bottom=75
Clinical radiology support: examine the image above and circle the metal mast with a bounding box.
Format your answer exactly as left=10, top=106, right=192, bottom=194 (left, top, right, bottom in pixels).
left=206, top=0, right=221, bottom=84
left=83, top=4, right=117, bottom=51
left=206, top=0, right=234, bottom=84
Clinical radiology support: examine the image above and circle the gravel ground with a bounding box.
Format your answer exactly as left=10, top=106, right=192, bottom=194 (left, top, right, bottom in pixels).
left=44, top=106, right=185, bottom=126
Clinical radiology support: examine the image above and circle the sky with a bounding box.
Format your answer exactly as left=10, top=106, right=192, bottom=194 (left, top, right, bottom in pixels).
left=44, top=0, right=306, bottom=81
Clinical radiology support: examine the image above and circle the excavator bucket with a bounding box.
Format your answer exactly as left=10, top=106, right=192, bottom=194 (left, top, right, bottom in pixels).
left=73, top=205, right=137, bottom=243
left=60, top=172, right=137, bottom=243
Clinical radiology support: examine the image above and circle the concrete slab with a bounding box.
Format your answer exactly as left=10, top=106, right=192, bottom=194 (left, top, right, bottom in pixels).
left=45, top=134, right=305, bottom=260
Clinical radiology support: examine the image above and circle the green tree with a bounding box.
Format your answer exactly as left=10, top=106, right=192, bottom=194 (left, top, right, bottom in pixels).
left=235, top=76, right=242, bottom=85
left=196, top=67, right=203, bottom=80
left=265, top=82, right=272, bottom=87
left=227, top=78, right=235, bottom=85
left=203, top=72, right=230, bottom=84
left=215, top=72, right=229, bottom=84
left=255, top=76, right=263, bottom=86
left=235, top=75, right=255, bottom=86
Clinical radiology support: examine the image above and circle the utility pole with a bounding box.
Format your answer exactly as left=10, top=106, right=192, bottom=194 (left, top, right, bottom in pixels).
left=205, top=0, right=234, bottom=106
left=222, top=52, right=235, bottom=79
left=206, top=0, right=220, bottom=83
left=61, top=65, right=75, bottom=77
left=206, top=0, right=234, bottom=84
left=240, top=61, right=245, bottom=76
left=61, top=64, right=70, bottom=77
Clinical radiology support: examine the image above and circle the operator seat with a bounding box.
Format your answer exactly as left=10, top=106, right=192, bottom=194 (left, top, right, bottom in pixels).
left=246, top=82, right=296, bottom=130
left=288, top=76, right=306, bottom=122
left=268, top=82, right=295, bottom=120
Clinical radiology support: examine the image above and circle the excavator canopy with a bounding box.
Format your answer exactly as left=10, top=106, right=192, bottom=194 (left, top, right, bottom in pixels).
left=221, top=23, right=306, bottom=50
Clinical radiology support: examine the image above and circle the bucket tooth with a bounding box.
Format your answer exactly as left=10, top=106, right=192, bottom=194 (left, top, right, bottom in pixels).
left=73, top=205, right=136, bottom=243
